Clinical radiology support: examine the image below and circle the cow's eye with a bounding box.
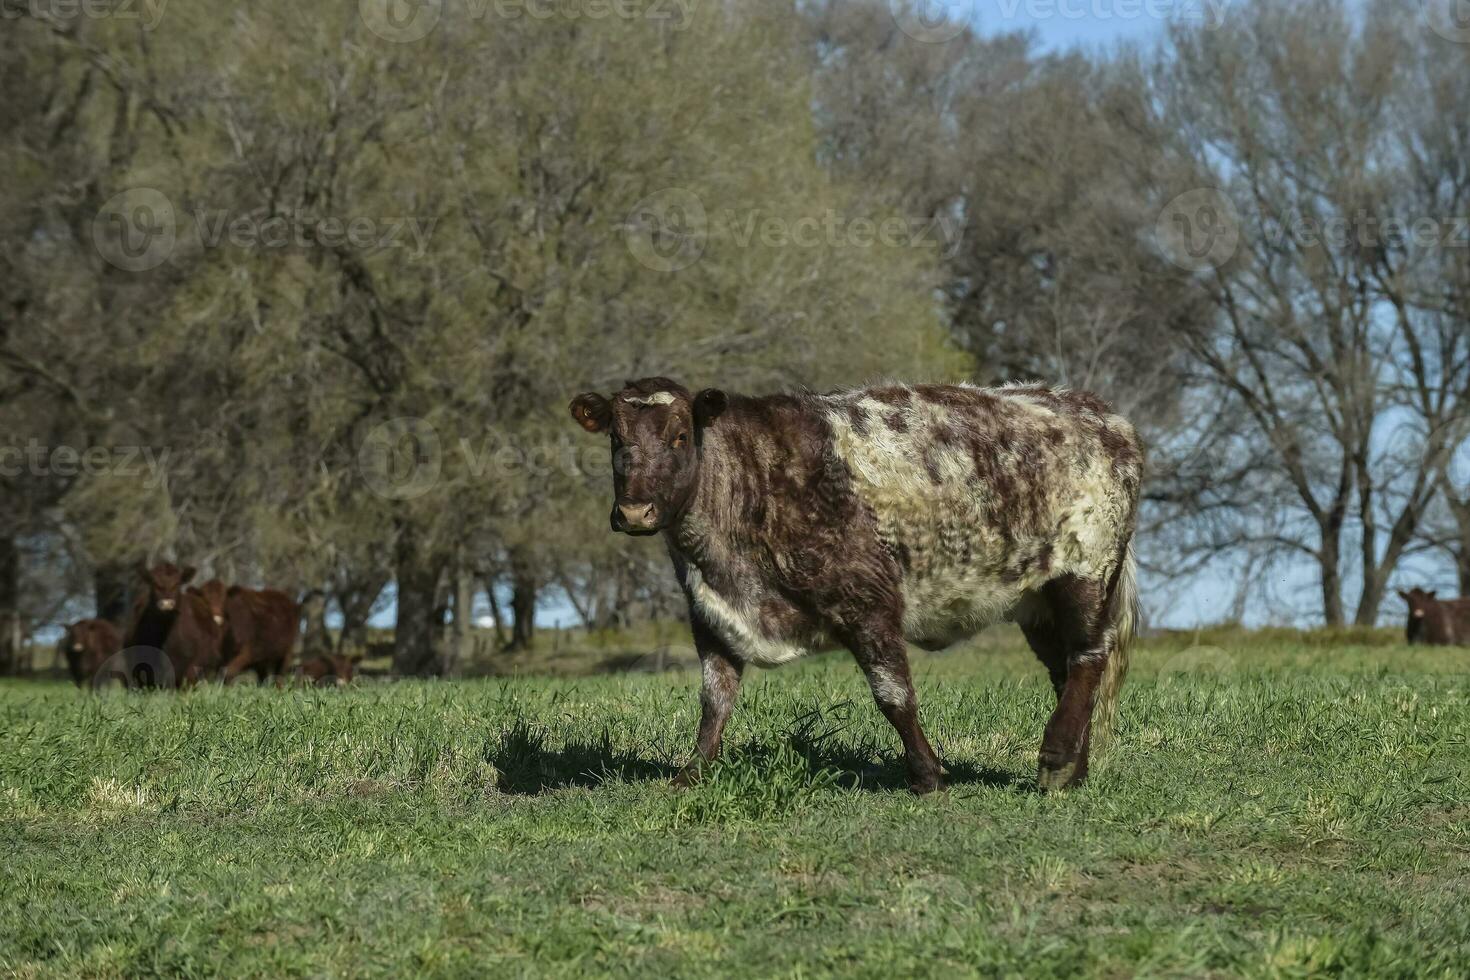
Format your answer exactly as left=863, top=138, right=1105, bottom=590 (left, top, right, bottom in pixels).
left=671, top=432, right=688, bottom=449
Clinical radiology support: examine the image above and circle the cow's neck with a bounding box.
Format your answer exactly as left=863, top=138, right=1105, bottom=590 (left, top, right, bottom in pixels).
left=131, top=604, right=178, bottom=647
left=665, top=405, right=783, bottom=574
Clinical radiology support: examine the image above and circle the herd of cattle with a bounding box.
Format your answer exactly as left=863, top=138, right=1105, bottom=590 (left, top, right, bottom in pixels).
left=50, top=569, right=1470, bottom=692
left=58, top=562, right=358, bottom=689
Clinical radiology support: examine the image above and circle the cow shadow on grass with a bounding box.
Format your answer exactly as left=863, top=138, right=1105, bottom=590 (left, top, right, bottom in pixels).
left=488, top=710, right=1024, bottom=795
left=488, top=719, right=681, bottom=795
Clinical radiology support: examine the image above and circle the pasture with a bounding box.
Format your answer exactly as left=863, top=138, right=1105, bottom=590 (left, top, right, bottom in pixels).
left=2, top=630, right=1467, bottom=978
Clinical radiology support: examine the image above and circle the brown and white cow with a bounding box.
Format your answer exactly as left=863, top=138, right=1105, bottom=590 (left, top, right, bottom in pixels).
left=571, top=377, right=1142, bottom=793
left=125, top=562, right=223, bottom=687
left=58, top=618, right=122, bottom=686
left=1399, top=588, right=1470, bottom=646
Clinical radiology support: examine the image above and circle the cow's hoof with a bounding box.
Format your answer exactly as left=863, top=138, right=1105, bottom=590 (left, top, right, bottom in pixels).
left=908, top=771, right=946, bottom=796
left=1037, top=756, right=1084, bottom=791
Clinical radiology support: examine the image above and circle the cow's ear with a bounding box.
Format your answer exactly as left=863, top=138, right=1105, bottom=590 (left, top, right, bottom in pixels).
left=181, top=565, right=197, bottom=584
left=694, top=388, right=727, bottom=428
left=1397, top=590, right=1410, bottom=602
left=1427, top=590, right=1438, bottom=599
left=186, top=586, right=201, bottom=597
left=570, top=393, right=611, bottom=433
left=135, top=561, right=152, bottom=582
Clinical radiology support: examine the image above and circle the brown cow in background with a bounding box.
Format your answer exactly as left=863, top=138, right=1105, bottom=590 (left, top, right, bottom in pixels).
left=190, top=582, right=300, bottom=684
left=1399, top=588, right=1470, bottom=646
left=58, top=619, right=121, bottom=686
left=125, top=563, right=223, bottom=687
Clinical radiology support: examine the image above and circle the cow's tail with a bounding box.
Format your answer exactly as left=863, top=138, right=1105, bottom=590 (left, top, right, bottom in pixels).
left=1093, top=540, right=1138, bottom=751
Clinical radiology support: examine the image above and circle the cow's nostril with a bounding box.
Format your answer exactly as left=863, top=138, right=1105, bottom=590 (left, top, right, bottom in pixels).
left=618, top=502, right=657, bottom=528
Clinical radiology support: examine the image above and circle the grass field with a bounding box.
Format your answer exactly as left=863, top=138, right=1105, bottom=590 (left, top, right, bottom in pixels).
left=2, top=629, right=1468, bottom=977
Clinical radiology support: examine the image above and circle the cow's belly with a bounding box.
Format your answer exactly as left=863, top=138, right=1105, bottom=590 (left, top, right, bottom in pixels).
left=899, top=570, right=1030, bottom=651
left=684, top=567, right=825, bottom=667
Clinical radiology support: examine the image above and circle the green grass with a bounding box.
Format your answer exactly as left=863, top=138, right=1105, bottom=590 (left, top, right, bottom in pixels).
left=2, top=633, right=1468, bottom=977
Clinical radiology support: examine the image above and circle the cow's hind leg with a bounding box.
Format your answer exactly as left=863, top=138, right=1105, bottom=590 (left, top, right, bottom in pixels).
left=1019, top=575, right=1110, bottom=791
left=845, top=619, right=944, bottom=795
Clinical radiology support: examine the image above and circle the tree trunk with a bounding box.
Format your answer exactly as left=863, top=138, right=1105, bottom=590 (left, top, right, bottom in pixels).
left=1450, top=496, right=1470, bottom=597
left=335, top=574, right=387, bottom=654
left=1319, top=532, right=1345, bottom=628
left=392, top=527, right=444, bottom=676
left=506, top=551, right=537, bottom=651
left=481, top=576, right=508, bottom=649
left=300, top=590, right=331, bottom=657
left=0, top=536, right=20, bottom=676
left=94, top=561, right=132, bottom=625
left=446, top=561, right=475, bottom=677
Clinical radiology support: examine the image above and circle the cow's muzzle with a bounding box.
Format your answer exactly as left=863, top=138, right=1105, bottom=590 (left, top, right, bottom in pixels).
left=156, top=599, right=176, bottom=612
left=213, top=614, right=224, bottom=626
left=612, top=501, right=659, bottom=535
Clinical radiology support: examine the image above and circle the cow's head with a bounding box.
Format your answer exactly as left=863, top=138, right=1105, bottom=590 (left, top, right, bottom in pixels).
left=302, top=651, right=362, bottom=685
left=569, top=377, right=727, bottom=535
left=137, top=561, right=196, bottom=613
left=62, top=621, right=87, bottom=654
left=1398, top=587, right=1439, bottom=643
left=188, top=579, right=228, bottom=627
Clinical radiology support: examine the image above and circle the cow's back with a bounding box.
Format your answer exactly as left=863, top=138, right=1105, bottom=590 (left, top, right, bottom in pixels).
left=820, top=382, right=1141, bottom=647
left=226, top=588, right=299, bottom=667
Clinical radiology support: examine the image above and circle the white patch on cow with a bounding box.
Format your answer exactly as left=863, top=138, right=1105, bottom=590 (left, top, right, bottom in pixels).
left=623, top=391, right=676, bottom=406
left=822, top=384, right=1137, bottom=651
left=867, top=665, right=910, bottom=708
left=684, top=566, right=809, bottom=667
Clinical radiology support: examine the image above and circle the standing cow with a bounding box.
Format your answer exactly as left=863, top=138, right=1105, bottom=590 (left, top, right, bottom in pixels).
left=125, top=562, right=223, bottom=687
left=570, top=378, right=1141, bottom=793
left=1399, top=588, right=1470, bottom=645
left=191, top=581, right=300, bottom=684
left=58, top=618, right=122, bottom=686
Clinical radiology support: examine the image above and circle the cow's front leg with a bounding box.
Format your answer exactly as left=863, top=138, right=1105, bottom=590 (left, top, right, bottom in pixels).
left=673, top=619, right=743, bottom=788
left=847, top=625, right=944, bottom=795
